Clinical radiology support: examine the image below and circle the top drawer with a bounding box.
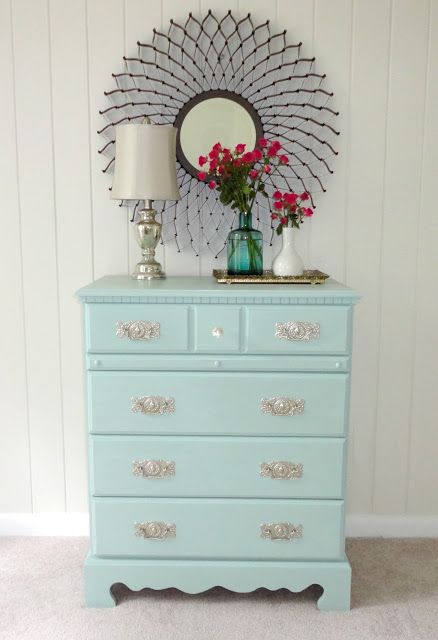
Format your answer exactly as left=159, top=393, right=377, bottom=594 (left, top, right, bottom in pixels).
left=86, top=304, right=189, bottom=353
left=85, top=303, right=351, bottom=355
left=247, top=306, right=351, bottom=355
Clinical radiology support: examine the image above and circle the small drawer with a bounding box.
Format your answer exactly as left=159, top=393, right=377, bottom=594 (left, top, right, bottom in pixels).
left=90, top=435, right=346, bottom=499
left=247, top=306, right=351, bottom=354
left=193, top=306, right=240, bottom=353
left=92, top=497, right=344, bottom=560
left=85, top=303, right=189, bottom=353
left=88, top=371, right=348, bottom=437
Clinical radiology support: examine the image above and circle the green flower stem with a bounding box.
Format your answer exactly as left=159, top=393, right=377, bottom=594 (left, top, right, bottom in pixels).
left=247, top=158, right=283, bottom=214
left=227, top=210, right=263, bottom=272
left=228, top=234, right=262, bottom=271
left=246, top=233, right=262, bottom=270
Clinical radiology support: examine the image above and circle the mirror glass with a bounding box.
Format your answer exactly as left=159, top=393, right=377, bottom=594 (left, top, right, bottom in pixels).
left=177, top=95, right=262, bottom=177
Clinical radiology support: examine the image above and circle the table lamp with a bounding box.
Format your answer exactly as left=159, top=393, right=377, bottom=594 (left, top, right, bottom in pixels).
left=111, top=118, right=180, bottom=279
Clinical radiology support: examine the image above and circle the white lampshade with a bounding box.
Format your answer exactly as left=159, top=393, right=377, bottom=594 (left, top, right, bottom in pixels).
left=111, top=122, right=180, bottom=201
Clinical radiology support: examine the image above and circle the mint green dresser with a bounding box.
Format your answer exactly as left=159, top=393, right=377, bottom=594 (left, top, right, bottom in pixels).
left=77, top=276, right=359, bottom=610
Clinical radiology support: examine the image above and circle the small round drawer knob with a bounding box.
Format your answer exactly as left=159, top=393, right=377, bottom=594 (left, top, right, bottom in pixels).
left=92, top=359, right=101, bottom=367
left=214, top=360, right=221, bottom=368
left=211, top=327, right=224, bottom=338
left=335, top=362, right=341, bottom=369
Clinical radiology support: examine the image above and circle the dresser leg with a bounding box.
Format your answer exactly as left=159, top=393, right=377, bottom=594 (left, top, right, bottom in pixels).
left=316, top=564, right=351, bottom=612
left=84, top=579, right=116, bottom=608
left=84, top=559, right=117, bottom=608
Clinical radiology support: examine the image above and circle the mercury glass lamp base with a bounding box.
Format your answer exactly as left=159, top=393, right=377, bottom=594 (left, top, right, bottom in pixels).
left=131, top=203, right=166, bottom=280
left=131, top=262, right=166, bottom=280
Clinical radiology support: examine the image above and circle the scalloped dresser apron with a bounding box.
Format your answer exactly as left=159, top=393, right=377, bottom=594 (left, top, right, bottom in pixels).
left=76, top=275, right=359, bottom=611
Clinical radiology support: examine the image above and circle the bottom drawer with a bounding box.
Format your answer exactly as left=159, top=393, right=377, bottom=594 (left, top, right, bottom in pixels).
left=92, top=498, right=344, bottom=561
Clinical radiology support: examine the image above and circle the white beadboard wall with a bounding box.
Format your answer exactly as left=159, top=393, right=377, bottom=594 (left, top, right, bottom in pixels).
left=1, top=0, right=438, bottom=534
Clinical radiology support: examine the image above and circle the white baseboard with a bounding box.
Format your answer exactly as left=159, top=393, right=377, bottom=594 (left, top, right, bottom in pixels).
left=1, top=513, right=437, bottom=537
left=346, top=515, right=438, bottom=538
left=0, top=513, right=90, bottom=536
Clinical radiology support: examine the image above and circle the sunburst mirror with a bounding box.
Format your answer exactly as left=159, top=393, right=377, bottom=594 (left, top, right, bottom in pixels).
left=98, top=10, right=339, bottom=259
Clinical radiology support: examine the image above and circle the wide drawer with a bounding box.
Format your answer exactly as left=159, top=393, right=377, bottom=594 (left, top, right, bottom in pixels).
left=85, top=304, right=189, bottom=353
left=88, top=371, right=348, bottom=436
left=247, top=305, right=351, bottom=354
left=91, top=497, right=344, bottom=560
left=90, top=436, right=346, bottom=499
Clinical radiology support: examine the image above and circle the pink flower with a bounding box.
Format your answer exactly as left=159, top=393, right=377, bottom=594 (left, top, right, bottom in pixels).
left=209, top=149, right=218, bottom=159
left=271, top=213, right=278, bottom=220
left=197, top=171, right=206, bottom=181
left=235, top=143, right=246, bottom=154
left=271, top=140, right=282, bottom=151
left=300, top=192, right=310, bottom=201
left=273, top=200, right=283, bottom=211
left=212, top=142, right=222, bottom=152
left=273, top=190, right=283, bottom=200
left=218, top=165, right=225, bottom=175
left=208, top=180, right=217, bottom=190
left=280, top=216, right=287, bottom=225
left=303, top=207, right=314, bottom=216
left=242, top=151, right=255, bottom=163
left=198, top=155, right=207, bottom=167
left=279, top=154, right=289, bottom=165
left=252, top=148, right=263, bottom=161
left=209, top=159, right=217, bottom=171
left=284, top=192, right=298, bottom=205
left=263, top=165, right=271, bottom=173
left=258, top=137, right=268, bottom=147
left=249, top=169, right=259, bottom=179
left=267, top=146, right=278, bottom=157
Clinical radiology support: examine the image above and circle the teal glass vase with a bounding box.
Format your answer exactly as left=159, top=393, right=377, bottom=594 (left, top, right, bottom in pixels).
left=227, top=211, right=263, bottom=276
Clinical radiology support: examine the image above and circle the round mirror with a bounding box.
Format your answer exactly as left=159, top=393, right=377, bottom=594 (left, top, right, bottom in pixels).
left=175, top=90, right=264, bottom=177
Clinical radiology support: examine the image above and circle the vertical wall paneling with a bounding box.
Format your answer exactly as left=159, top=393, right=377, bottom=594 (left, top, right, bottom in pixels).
left=345, top=0, right=392, bottom=513
left=277, top=0, right=315, bottom=271
left=0, top=0, right=32, bottom=512
left=237, top=0, right=278, bottom=272
left=373, top=0, right=429, bottom=514
left=11, top=0, right=65, bottom=511
left=87, top=0, right=128, bottom=278
left=49, top=0, right=93, bottom=512
left=406, top=0, right=438, bottom=514
left=198, top=0, right=238, bottom=277
left=310, top=0, right=353, bottom=280
left=124, top=0, right=165, bottom=275
left=163, top=0, right=201, bottom=276
left=1, top=0, right=438, bottom=520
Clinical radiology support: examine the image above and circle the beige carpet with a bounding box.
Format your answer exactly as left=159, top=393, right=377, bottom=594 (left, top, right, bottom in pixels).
left=1, top=538, right=437, bottom=640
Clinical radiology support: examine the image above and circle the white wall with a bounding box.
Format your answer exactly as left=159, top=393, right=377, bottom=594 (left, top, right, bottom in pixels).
left=1, top=0, right=437, bottom=532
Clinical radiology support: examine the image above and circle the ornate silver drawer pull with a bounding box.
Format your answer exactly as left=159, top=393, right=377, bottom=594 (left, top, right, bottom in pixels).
left=275, top=321, right=320, bottom=341
left=116, top=320, right=160, bottom=340
left=260, top=461, right=303, bottom=479
left=261, top=522, right=303, bottom=541
left=211, top=326, right=224, bottom=338
left=134, top=521, right=176, bottom=539
left=131, top=396, right=175, bottom=414
left=261, top=397, right=305, bottom=416
left=133, top=459, right=175, bottom=478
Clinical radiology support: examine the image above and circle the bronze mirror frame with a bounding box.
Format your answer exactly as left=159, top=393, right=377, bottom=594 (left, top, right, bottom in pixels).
left=174, top=89, right=264, bottom=178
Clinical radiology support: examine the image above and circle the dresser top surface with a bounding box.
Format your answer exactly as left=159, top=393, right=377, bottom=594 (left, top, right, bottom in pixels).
left=76, top=275, right=359, bottom=303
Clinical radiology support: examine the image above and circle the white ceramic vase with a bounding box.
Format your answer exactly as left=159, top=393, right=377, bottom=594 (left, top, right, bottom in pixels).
left=272, top=227, right=304, bottom=276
